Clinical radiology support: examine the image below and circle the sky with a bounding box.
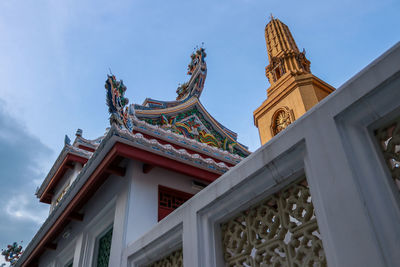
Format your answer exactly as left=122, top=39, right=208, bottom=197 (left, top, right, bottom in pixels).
left=0, top=0, right=399, bottom=263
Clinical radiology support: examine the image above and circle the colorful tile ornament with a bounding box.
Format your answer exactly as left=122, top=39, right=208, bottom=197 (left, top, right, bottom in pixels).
left=1, top=242, right=23, bottom=266
left=105, top=48, right=250, bottom=159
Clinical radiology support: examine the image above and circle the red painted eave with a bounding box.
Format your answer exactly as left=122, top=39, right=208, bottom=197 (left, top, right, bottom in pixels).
left=39, top=154, right=88, bottom=204
left=78, top=145, right=96, bottom=152
left=115, top=142, right=220, bottom=182
left=23, top=141, right=222, bottom=266
left=131, top=130, right=235, bottom=167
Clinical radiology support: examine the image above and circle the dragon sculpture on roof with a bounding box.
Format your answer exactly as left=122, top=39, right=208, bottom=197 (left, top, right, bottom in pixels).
left=105, top=47, right=250, bottom=157
left=176, top=47, right=207, bottom=101
left=105, top=75, right=135, bottom=131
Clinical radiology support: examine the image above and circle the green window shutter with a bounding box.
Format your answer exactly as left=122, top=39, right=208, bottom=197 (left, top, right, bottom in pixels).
left=96, top=227, right=113, bottom=267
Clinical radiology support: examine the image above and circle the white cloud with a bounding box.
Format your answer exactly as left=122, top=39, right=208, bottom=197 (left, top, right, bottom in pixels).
left=5, top=195, right=47, bottom=225
left=0, top=100, right=52, bottom=253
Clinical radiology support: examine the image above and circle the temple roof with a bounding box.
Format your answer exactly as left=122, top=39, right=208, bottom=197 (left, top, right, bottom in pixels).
left=25, top=46, right=252, bottom=267
left=23, top=121, right=232, bottom=266
left=135, top=97, right=239, bottom=141
left=72, top=131, right=104, bottom=151
left=105, top=47, right=250, bottom=157
left=35, top=143, right=91, bottom=203
left=36, top=47, right=251, bottom=203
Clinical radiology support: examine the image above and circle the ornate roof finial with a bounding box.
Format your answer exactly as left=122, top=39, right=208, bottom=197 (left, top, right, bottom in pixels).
left=105, top=74, right=133, bottom=130
left=75, top=128, right=83, bottom=137
left=64, top=135, right=71, bottom=145
left=176, top=46, right=207, bottom=101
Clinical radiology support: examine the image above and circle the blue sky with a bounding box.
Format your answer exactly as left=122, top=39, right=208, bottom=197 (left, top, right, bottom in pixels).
left=0, top=0, right=399, bottom=262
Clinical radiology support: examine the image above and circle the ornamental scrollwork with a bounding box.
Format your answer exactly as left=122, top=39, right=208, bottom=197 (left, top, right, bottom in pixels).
left=221, top=179, right=326, bottom=266
left=271, top=107, right=293, bottom=136
left=266, top=57, right=286, bottom=82
left=143, top=107, right=245, bottom=157
left=296, top=49, right=311, bottom=73
left=375, top=116, right=400, bottom=191
left=105, top=74, right=135, bottom=131
left=1, top=242, right=23, bottom=266
left=176, top=47, right=207, bottom=101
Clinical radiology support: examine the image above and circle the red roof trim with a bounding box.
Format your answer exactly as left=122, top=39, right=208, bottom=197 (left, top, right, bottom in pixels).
left=23, top=141, right=220, bottom=266
left=78, top=145, right=96, bottom=152
left=115, top=142, right=220, bottom=182
left=132, top=130, right=235, bottom=167
left=39, top=154, right=88, bottom=204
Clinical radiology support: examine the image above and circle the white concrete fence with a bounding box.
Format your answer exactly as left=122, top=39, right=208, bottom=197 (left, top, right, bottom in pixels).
left=122, top=42, right=400, bottom=267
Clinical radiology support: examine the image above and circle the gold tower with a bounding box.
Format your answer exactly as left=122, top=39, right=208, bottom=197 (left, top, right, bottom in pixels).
left=253, top=16, right=335, bottom=144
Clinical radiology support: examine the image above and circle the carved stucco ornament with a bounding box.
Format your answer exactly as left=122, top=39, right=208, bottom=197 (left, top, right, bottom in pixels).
left=221, top=179, right=326, bottom=266
left=375, top=116, right=400, bottom=191
left=147, top=249, right=183, bottom=267
left=271, top=107, right=294, bottom=136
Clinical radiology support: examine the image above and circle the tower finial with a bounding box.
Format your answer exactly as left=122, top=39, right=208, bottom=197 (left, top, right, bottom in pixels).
left=264, top=17, right=311, bottom=85
left=75, top=128, right=83, bottom=137
left=254, top=17, right=335, bottom=145
left=269, top=13, right=274, bottom=21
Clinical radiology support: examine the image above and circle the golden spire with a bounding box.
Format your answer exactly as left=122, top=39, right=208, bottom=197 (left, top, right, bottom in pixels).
left=264, top=17, right=310, bottom=85
left=254, top=16, right=335, bottom=145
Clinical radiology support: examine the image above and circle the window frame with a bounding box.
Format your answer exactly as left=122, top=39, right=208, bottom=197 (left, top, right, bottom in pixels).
left=158, top=185, right=193, bottom=221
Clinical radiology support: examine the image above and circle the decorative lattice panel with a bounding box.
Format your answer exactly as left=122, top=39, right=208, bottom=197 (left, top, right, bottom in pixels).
left=96, top=227, right=113, bottom=267
left=147, top=249, right=183, bottom=267
left=221, top=179, right=326, bottom=266
left=159, top=188, right=192, bottom=209
left=158, top=186, right=193, bottom=221
left=375, top=117, right=400, bottom=191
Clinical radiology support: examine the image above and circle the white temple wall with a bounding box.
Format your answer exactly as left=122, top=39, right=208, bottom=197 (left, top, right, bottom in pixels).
left=38, top=171, right=125, bottom=267
left=37, top=156, right=201, bottom=267
left=50, top=163, right=82, bottom=213
left=123, top=43, right=400, bottom=267
left=33, top=42, right=400, bottom=267
left=70, top=163, right=82, bottom=184
left=124, top=160, right=200, bottom=247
